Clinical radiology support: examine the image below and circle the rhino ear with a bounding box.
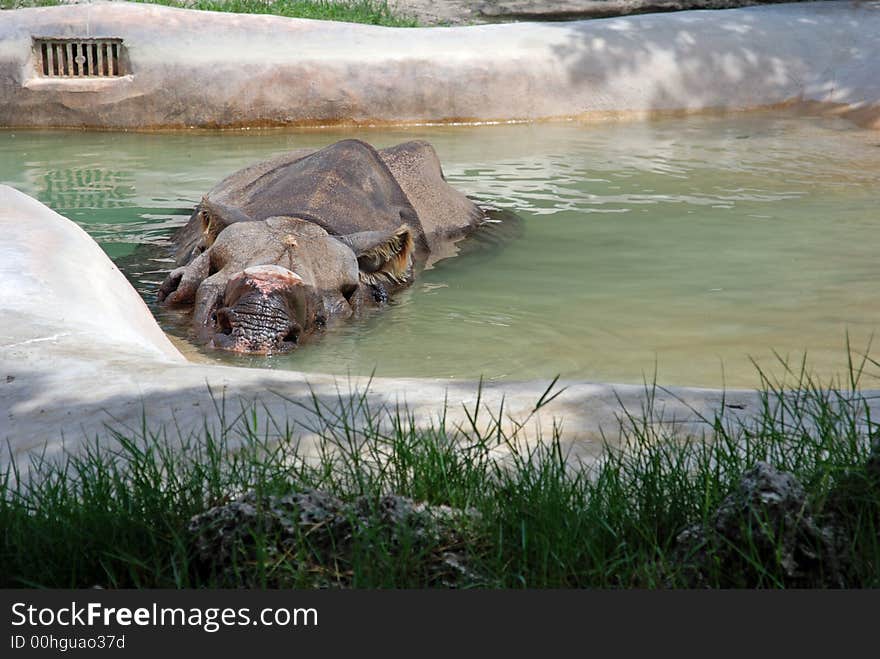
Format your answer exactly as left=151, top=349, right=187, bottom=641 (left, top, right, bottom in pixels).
left=339, top=225, right=414, bottom=286
left=197, top=197, right=221, bottom=248
left=198, top=198, right=253, bottom=247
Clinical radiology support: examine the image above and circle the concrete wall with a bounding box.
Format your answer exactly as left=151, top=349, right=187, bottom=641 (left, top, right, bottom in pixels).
left=0, top=1, right=878, bottom=129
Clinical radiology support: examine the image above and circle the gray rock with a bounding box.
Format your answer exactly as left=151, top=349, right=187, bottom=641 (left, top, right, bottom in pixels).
left=673, top=462, right=844, bottom=588
left=189, top=489, right=479, bottom=587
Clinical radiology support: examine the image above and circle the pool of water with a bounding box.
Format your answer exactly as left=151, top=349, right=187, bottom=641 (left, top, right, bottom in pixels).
left=2, top=112, right=879, bottom=387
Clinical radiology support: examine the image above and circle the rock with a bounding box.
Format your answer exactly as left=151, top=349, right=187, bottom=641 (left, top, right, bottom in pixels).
left=189, top=489, right=479, bottom=587
left=390, top=0, right=810, bottom=26
left=820, top=440, right=880, bottom=580
left=673, top=462, right=844, bottom=588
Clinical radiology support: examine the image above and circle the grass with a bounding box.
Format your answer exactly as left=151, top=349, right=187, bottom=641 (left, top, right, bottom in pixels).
left=0, top=0, right=420, bottom=27
left=2, top=349, right=879, bottom=588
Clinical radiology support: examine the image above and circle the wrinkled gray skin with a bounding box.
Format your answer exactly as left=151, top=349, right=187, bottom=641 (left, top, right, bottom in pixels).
left=159, top=139, right=485, bottom=354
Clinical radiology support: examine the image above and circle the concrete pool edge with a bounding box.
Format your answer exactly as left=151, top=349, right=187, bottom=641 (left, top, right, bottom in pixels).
left=0, top=2, right=878, bottom=130
left=2, top=184, right=789, bottom=475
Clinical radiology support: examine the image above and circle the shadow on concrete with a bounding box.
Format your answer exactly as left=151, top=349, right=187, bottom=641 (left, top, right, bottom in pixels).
left=546, top=3, right=875, bottom=118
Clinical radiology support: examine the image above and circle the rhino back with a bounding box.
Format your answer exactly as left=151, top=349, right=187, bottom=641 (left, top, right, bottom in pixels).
left=377, top=141, right=484, bottom=251
left=207, top=148, right=316, bottom=201
left=208, top=139, right=425, bottom=247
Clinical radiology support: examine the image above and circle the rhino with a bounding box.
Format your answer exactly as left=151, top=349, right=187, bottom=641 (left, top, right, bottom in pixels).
left=158, top=139, right=486, bottom=354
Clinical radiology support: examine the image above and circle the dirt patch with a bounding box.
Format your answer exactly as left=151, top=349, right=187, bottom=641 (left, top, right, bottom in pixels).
left=390, top=1, right=815, bottom=26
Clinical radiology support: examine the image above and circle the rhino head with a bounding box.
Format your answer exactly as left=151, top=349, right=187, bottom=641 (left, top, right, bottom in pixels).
left=158, top=214, right=413, bottom=354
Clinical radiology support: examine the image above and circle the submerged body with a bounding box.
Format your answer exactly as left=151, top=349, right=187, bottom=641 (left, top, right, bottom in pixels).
left=159, top=139, right=486, bottom=354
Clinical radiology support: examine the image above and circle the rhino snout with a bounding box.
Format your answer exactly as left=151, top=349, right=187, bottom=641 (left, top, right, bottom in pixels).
left=209, top=265, right=307, bottom=354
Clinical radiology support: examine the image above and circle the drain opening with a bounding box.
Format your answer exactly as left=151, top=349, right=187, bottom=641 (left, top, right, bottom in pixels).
left=34, top=38, right=125, bottom=78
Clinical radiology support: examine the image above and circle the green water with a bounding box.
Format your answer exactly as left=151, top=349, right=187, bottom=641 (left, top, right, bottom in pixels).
left=2, top=113, right=879, bottom=387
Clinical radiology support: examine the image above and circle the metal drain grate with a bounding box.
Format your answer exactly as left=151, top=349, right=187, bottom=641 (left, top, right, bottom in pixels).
left=34, top=38, right=125, bottom=78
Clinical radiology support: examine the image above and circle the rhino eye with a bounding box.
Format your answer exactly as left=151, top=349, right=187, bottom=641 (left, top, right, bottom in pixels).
left=370, top=283, right=388, bottom=305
